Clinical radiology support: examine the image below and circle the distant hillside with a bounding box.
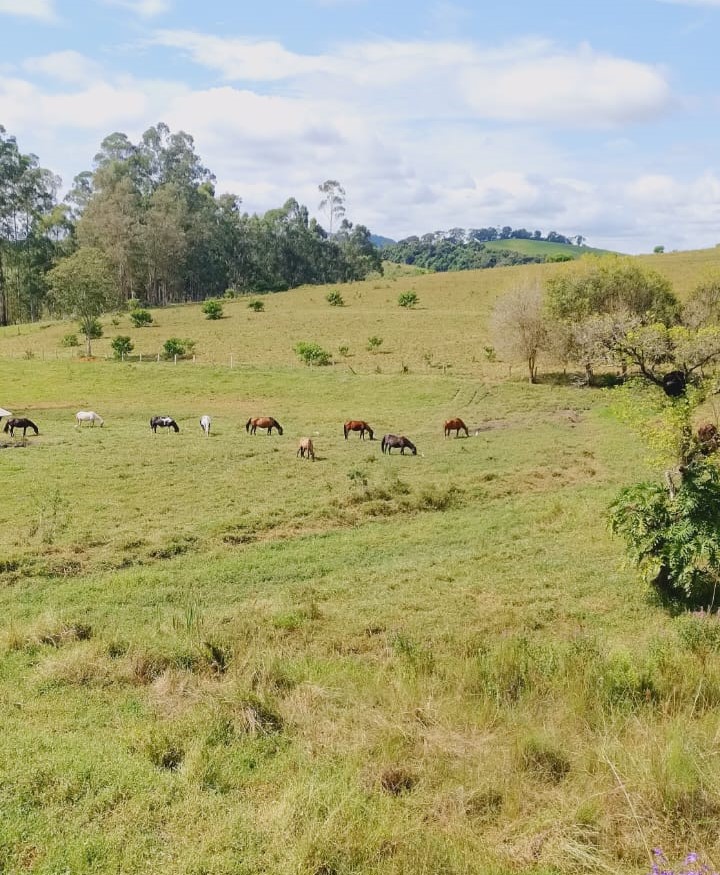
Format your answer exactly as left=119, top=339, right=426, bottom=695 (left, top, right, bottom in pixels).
left=369, top=234, right=395, bottom=248
left=483, top=239, right=616, bottom=259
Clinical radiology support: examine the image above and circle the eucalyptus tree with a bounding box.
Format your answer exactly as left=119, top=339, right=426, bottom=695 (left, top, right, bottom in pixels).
left=0, top=127, right=59, bottom=324
left=318, top=179, right=346, bottom=235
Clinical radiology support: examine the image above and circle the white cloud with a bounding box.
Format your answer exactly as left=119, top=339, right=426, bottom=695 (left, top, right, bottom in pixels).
left=0, top=77, right=150, bottom=130
left=0, top=0, right=56, bottom=21
left=153, top=31, right=672, bottom=129
left=23, top=51, right=102, bottom=84
left=104, top=0, right=170, bottom=18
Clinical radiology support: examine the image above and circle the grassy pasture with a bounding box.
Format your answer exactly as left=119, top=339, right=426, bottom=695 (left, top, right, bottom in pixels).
left=2, top=261, right=720, bottom=873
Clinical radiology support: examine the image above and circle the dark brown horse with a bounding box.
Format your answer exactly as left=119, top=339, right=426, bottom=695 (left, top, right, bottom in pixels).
left=3, top=417, right=39, bottom=438
left=381, top=434, right=417, bottom=455
left=246, top=416, right=283, bottom=435
left=343, top=420, right=374, bottom=440
left=444, top=417, right=469, bottom=438
left=150, top=416, right=179, bottom=433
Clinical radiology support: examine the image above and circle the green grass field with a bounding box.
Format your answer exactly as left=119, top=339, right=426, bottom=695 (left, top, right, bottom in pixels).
left=483, top=239, right=614, bottom=259
left=3, top=259, right=720, bottom=874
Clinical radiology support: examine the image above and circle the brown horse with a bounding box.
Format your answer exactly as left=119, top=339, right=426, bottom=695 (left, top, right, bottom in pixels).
left=444, top=417, right=469, bottom=438
left=3, top=417, right=39, bottom=438
left=343, top=420, right=374, bottom=440
left=297, top=437, right=315, bottom=460
left=246, top=416, right=283, bottom=435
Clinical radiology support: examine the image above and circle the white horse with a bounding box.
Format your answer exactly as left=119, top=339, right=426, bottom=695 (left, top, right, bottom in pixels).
left=76, top=411, right=104, bottom=427
left=199, top=415, right=211, bottom=437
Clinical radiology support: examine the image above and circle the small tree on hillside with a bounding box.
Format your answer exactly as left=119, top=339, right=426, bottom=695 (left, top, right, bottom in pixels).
left=202, top=299, right=223, bottom=320
left=491, top=284, right=549, bottom=383
left=48, top=247, right=118, bottom=356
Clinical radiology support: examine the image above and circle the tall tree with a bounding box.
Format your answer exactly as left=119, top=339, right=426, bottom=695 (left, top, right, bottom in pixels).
left=318, top=179, right=346, bottom=235
left=0, top=127, right=58, bottom=325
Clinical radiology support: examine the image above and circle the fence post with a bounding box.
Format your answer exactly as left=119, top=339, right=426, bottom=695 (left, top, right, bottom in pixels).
left=230, top=354, right=234, bottom=369
left=192, top=355, right=196, bottom=363
left=157, top=353, right=160, bottom=363
left=174, top=354, right=177, bottom=365
left=139, top=353, right=142, bottom=363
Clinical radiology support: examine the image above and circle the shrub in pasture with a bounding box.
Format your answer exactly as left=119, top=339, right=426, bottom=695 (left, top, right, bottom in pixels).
left=247, top=299, right=264, bottom=312
left=111, top=335, right=134, bottom=359
left=60, top=333, right=79, bottom=348
left=366, top=335, right=383, bottom=352
left=338, top=344, right=350, bottom=357
left=223, top=288, right=236, bottom=299
left=84, top=318, right=103, bottom=340
left=129, top=308, right=153, bottom=328
left=398, top=290, right=419, bottom=308
left=162, top=337, right=196, bottom=359
left=201, top=299, right=223, bottom=320
left=325, top=290, right=345, bottom=307
left=294, top=341, right=332, bottom=366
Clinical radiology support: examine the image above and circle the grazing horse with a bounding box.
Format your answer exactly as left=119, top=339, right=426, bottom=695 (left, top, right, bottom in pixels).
left=150, top=416, right=180, bottom=433
left=246, top=416, right=283, bottom=435
left=199, top=415, right=211, bottom=437
left=381, top=434, right=417, bottom=455
left=297, top=437, right=315, bottom=460
left=3, top=417, right=39, bottom=438
left=76, top=410, right=104, bottom=428
left=444, top=417, right=469, bottom=438
left=343, top=420, right=374, bottom=440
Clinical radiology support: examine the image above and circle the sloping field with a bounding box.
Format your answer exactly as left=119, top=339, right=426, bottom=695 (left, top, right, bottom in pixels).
left=483, top=239, right=614, bottom=259
left=1, top=257, right=720, bottom=874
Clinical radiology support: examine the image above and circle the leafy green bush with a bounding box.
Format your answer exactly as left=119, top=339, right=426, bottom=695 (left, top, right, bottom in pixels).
left=130, top=309, right=153, bottom=328
left=338, top=344, right=350, bottom=357
left=223, top=288, right=236, bottom=299
left=163, top=338, right=196, bottom=359
left=111, top=336, right=134, bottom=359
left=326, top=290, right=345, bottom=307
left=84, top=318, right=103, bottom=340
left=201, top=299, right=223, bottom=320
left=610, top=460, right=720, bottom=603
left=398, top=290, right=419, bottom=308
left=60, top=333, right=79, bottom=348
left=294, top=341, right=332, bottom=366
left=247, top=299, right=264, bottom=312
left=367, top=335, right=383, bottom=352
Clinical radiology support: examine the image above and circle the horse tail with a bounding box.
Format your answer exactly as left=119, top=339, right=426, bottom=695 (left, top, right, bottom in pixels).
left=2, top=421, right=9, bottom=433
left=245, top=418, right=251, bottom=433
left=381, top=435, right=386, bottom=454
left=343, top=423, right=348, bottom=439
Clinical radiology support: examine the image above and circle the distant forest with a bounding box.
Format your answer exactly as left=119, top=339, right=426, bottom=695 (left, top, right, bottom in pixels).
left=380, top=227, right=582, bottom=273
left=0, top=123, right=382, bottom=326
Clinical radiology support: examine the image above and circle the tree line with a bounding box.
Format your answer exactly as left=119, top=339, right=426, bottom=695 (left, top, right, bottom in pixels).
left=0, top=125, right=382, bottom=326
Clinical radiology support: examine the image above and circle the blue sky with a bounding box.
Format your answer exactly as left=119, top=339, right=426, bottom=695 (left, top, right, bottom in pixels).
left=2, top=0, right=720, bottom=252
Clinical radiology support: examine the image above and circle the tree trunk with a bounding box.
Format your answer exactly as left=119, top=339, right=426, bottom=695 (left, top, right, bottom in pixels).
left=0, top=246, right=6, bottom=327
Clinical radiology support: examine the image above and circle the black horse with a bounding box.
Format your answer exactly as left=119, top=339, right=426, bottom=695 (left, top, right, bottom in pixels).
left=381, top=434, right=417, bottom=455
left=150, top=416, right=180, bottom=433
left=3, top=418, right=39, bottom=438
